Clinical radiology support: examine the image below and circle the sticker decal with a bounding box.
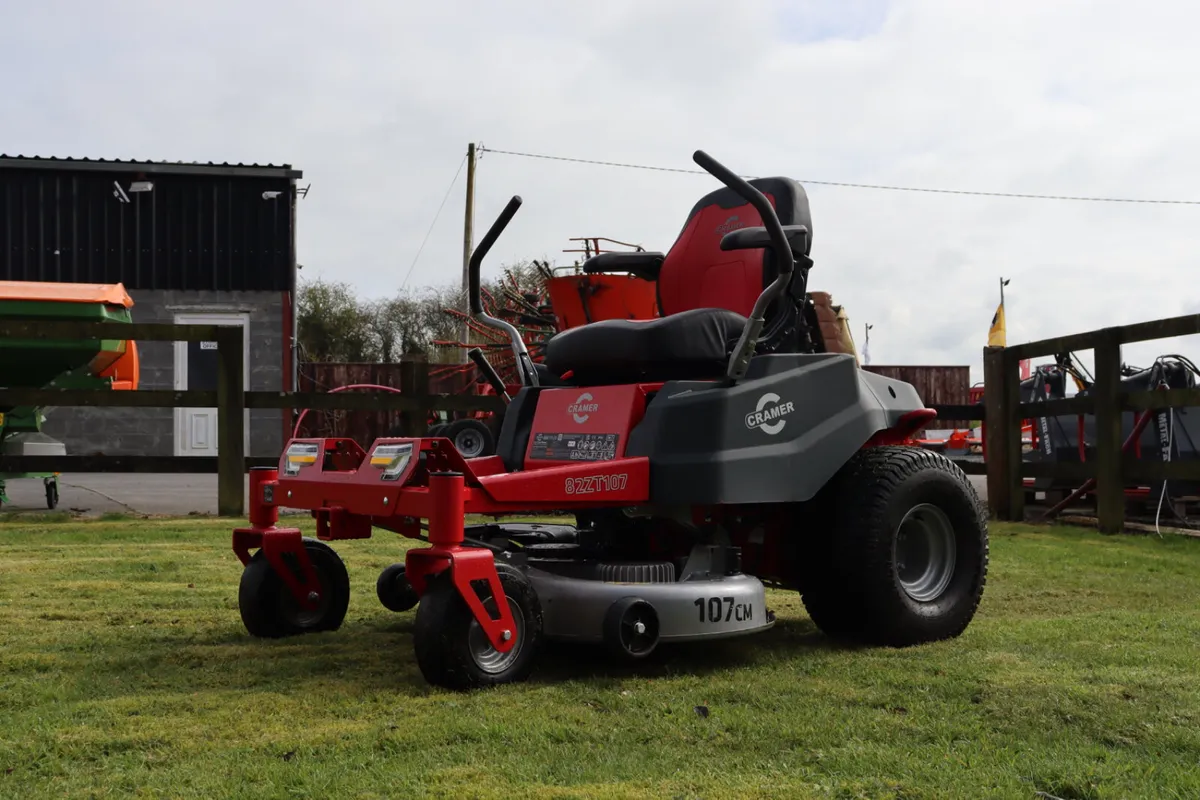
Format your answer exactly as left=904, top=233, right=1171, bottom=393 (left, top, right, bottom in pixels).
left=530, top=432, right=619, bottom=461
left=567, top=392, right=598, bottom=424
left=564, top=473, right=629, bottom=495
left=745, top=392, right=794, bottom=436
left=694, top=596, right=754, bottom=623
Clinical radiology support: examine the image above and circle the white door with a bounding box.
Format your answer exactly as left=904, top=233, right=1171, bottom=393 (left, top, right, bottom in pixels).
left=174, top=312, right=251, bottom=456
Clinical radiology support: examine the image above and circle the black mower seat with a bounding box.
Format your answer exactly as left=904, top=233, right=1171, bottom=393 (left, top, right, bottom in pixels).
left=543, top=307, right=746, bottom=384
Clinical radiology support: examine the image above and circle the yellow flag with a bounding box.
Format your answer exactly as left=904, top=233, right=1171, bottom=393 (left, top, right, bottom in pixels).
left=987, top=302, right=1006, bottom=347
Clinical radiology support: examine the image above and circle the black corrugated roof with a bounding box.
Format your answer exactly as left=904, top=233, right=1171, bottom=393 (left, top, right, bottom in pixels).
left=0, top=154, right=302, bottom=179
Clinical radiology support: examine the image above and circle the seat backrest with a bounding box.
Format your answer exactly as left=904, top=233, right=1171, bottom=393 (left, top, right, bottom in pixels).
left=657, top=177, right=812, bottom=318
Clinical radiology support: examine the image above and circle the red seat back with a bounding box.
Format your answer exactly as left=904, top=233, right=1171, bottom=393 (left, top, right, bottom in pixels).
left=657, top=177, right=812, bottom=317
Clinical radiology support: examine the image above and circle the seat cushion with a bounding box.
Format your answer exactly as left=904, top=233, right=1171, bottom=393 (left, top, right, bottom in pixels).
left=544, top=307, right=747, bottom=384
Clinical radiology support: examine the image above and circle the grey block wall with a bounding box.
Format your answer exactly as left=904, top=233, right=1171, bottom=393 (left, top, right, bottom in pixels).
left=41, top=289, right=287, bottom=458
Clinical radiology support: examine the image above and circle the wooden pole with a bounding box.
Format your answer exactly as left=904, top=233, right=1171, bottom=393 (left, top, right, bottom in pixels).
left=216, top=325, right=246, bottom=517
left=983, top=346, right=1011, bottom=519
left=460, top=142, right=477, bottom=364
left=1003, top=346, right=1025, bottom=522
left=1093, top=329, right=1124, bottom=533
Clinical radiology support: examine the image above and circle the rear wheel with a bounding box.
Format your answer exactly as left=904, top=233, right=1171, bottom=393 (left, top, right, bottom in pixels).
left=238, top=538, right=350, bottom=638
left=798, top=446, right=988, bottom=646
left=445, top=418, right=495, bottom=459
left=412, top=561, right=542, bottom=690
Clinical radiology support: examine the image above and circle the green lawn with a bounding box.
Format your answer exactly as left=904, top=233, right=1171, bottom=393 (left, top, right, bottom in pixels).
left=1, top=514, right=1199, bottom=799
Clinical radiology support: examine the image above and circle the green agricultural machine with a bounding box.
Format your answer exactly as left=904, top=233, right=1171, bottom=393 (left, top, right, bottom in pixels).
left=0, top=280, right=140, bottom=509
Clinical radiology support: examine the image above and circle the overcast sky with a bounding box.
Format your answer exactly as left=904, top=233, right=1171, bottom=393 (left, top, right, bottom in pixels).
left=4, top=0, right=1199, bottom=382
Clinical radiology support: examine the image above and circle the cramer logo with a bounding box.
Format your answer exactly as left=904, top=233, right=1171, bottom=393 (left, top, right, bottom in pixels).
left=745, top=392, right=795, bottom=435
left=715, top=215, right=747, bottom=236
left=568, top=392, right=599, bottom=424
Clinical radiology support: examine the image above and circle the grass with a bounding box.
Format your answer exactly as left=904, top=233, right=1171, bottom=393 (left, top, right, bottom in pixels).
left=1, top=517, right=1199, bottom=799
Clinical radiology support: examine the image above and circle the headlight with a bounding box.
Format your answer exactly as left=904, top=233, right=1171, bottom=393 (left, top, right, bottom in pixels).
left=370, top=443, right=414, bottom=481
left=283, top=442, right=320, bottom=476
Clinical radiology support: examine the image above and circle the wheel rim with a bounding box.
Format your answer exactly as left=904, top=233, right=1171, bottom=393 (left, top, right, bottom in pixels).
left=893, top=503, right=957, bottom=603
left=466, top=596, right=523, bottom=674
left=454, top=428, right=485, bottom=458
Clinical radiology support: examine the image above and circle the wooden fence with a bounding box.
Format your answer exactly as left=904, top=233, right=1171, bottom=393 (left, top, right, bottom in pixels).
left=978, top=312, right=1200, bottom=533
left=4, top=315, right=1199, bottom=531
left=294, top=360, right=481, bottom=442
left=0, top=321, right=501, bottom=517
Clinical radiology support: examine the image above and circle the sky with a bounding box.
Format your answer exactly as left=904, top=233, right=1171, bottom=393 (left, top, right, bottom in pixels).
left=4, top=0, right=1200, bottom=382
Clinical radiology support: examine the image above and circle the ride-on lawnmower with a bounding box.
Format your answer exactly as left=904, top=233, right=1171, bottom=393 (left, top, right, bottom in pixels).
left=231, top=151, right=989, bottom=690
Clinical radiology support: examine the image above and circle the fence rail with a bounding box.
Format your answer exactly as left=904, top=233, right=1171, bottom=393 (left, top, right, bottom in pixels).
left=6, top=316, right=1200, bottom=528
left=984, top=312, right=1200, bottom=532
left=0, top=320, right=498, bottom=517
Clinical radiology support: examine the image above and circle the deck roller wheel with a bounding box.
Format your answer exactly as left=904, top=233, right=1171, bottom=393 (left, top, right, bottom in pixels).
left=603, top=597, right=660, bottom=660
left=376, top=563, right=419, bottom=612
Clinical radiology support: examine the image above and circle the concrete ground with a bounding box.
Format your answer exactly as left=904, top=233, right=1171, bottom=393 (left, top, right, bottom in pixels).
left=0, top=472, right=992, bottom=517
left=1, top=473, right=248, bottom=516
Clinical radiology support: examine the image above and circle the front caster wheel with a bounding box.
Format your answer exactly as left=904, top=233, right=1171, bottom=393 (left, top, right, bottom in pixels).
left=376, top=563, right=419, bottom=612
left=238, top=537, right=350, bottom=638
left=412, top=561, right=543, bottom=690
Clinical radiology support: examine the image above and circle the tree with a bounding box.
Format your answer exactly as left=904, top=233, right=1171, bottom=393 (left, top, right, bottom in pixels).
left=295, top=278, right=377, bottom=362
left=294, top=261, right=552, bottom=364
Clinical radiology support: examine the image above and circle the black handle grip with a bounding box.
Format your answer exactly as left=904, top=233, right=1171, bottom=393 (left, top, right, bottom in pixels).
left=468, top=347, right=510, bottom=402
left=468, top=195, right=523, bottom=314
left=692, top=150, right=794, bottom=279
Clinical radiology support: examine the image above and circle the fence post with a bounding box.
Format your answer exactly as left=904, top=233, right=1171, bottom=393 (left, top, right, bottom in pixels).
left=1003, top=346, right=1026, bottom=522
left=216, top=325, right=246, bottom=517
left=400, top=355, right=430, bottom=437
left=983, top=346, right=1013, bottom=519
left=1093, top=329, right=1124, bottom=533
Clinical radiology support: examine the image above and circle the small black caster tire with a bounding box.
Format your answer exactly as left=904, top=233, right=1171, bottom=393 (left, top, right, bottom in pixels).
left=45, top=479, right=59, bottom=510
left=238, top=537, right=350, bottom=638
left=444, top=418, right=495, bottom=459
left=603, top=596, right=660, bottom=660
left=376, top=563, right=419, bottom=612
left=413, top=561, right=542, bottom=690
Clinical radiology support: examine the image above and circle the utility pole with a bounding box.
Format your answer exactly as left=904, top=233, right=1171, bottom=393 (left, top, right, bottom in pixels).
left=460, top=142, right=478, bottom=362
left=863, top=323, right=874, bottom=366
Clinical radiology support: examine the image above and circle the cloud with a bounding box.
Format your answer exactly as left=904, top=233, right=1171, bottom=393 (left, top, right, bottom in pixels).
left=3, top=0, right=1200, bottom=382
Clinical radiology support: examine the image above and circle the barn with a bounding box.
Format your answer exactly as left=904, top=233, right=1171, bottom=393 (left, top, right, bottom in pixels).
left=0, top=154, right=302, bottom=459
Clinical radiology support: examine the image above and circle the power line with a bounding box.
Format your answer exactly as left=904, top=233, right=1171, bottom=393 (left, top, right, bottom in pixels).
left=400, top=152, right=468, bottom=290
left=478, top=146, right=1200, bottom=206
